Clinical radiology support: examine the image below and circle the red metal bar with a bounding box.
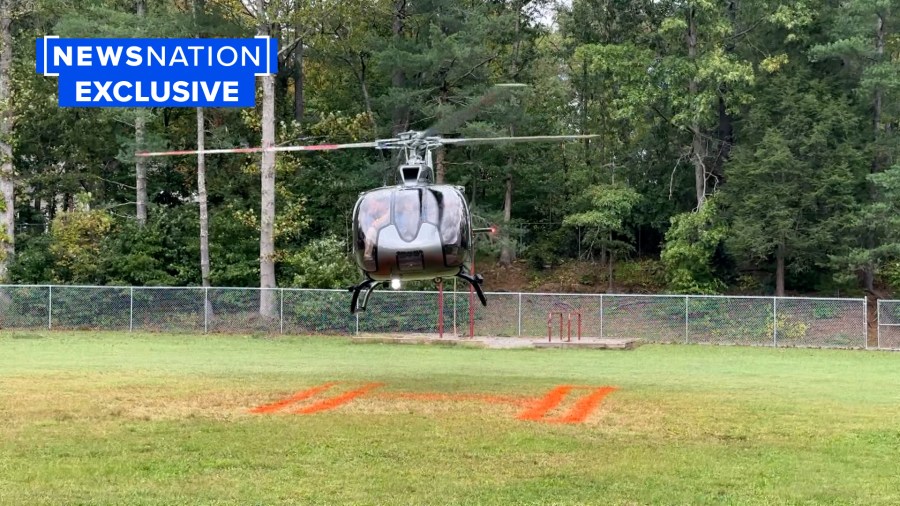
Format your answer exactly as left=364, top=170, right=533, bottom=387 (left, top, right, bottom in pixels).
left=567, top=312, right=572, bottom=342
left=577, top=311, right=582, bottom=341
left=559, top=313, right=563, bottom=342
left=547, top=312, right=552, bottom=342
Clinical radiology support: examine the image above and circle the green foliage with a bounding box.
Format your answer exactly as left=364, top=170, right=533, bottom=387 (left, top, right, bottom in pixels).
left=661, top=202, right=727, bottom=294
left=884, top=261, right=900, bottom=292
left=768, top=315, right=810, bottom=340
left=564, top=183, right=641, bottom=259
left=100, top=207, right=199, bottom=286
left=614, top=259, right=668, bottom=292
left=8, top=235, right=53, bottom=284
left=831, top=165, right=900, bottom=285
left=285, top=235, right=357, bottom=289
left=49, top=208, right=113, bottom=283
left=813, top=303, right=839, bottom=320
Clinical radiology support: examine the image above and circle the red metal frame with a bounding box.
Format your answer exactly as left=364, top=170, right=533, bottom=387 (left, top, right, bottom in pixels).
left=548, top=310, right=582, bottom=342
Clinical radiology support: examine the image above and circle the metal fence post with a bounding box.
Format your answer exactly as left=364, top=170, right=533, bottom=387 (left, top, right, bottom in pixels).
left=773, top=297, right=778, bottom=348
left=203, top=287, right=209, bottom=334
left=280, top=289, right=284, bottom=334
left=355, top=311, right=359, bottom=336
left=684, top=296, right=689, bottom=344
left=599, top=294, right=604, bottom=338
left=876, top=299, right=880, bottom=350
left=48, top=285, right=52, bottom=330
left=864, top=296, right=868, bottom=350
left=129, top=286, right=134, bottom=332
left=517, top=293, right=522, bottom=337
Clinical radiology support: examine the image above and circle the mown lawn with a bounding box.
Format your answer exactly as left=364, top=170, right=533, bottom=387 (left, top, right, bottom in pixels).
left=1, top=331, right=900, bottom=505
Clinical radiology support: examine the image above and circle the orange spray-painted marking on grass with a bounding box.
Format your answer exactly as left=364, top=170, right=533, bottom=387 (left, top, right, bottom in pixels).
left=250, top=382, right=615, bottom=423
left=550, top=386, right=617, bottom=424
left=293, top=383, right=384, bottom=414
left=517, top=385, right=617, bottom=424
left=516, top=385, right=573, bottom=421
left=249, top=382, right=337, bottom=414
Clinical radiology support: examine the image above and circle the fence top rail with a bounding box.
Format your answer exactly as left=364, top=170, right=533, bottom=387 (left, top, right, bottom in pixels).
left=0, top=284, right=870, bottom=302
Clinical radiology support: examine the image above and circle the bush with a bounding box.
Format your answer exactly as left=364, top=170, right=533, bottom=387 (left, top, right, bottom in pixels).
left=285, top=235, right=358, bottom=289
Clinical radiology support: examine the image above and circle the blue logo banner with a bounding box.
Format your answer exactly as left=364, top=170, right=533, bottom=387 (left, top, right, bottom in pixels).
left=36, top=37, right=278, bottom=107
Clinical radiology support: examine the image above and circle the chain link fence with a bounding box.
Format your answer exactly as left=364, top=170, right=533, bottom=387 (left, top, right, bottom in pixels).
left=877, top=300, right=900, bottom=349
left=0, top=285, right=881, bottom=350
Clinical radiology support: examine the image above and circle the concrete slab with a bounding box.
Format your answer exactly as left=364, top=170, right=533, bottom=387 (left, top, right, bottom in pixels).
left=351, top=334, right=641, bottom=350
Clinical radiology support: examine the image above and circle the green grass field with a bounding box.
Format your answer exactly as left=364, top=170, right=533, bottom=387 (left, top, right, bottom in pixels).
left=2, top=332, right=900, bottom=505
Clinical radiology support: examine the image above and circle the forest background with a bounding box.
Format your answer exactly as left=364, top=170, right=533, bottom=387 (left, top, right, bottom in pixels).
left=1, top=0, right=899, bottom=299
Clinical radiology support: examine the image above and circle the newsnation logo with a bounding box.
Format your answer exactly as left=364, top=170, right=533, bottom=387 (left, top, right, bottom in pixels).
left=36, top=37, right=278, bottom=107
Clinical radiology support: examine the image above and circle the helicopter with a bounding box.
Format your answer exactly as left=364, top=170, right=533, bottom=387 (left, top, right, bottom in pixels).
left=136, top=84, right=598, bottom=314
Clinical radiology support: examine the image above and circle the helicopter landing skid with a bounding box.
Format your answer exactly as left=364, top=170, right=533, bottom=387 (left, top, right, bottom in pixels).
left=349, top=279, right=384, bottom=313
left=456, top=271, right=487, bottom=307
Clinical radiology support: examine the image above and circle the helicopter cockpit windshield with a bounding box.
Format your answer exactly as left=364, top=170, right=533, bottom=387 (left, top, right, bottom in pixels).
left=353, top=187, right=470, bottom=274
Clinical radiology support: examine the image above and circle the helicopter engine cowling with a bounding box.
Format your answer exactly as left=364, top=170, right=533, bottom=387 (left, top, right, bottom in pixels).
left=351, top=185, right=472, bottom=283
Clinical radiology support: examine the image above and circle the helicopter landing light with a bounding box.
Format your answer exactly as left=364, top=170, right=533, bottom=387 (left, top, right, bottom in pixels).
left=391, top=278, right=401, bottom=290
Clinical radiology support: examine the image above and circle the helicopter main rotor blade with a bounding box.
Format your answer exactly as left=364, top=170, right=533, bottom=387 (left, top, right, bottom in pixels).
left=422, top=83, right=527, bottom=137
left=136, top=141, right=383, bottom=158
left=440, top=134, right=601, bottom=146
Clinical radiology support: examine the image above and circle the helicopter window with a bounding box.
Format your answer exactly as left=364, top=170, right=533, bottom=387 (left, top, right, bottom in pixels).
left=357, top=191, right=392, bottom=263
left=394, top=190, right=421, bottom=242
left=439, top=190, right=463, bottom=247
left=401, top=166, right=419, bottom=183
left=422, top=190, right=439, bottom=225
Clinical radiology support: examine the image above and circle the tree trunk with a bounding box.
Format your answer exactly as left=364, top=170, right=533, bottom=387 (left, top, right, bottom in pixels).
left=499, top=170, right=515, bottom=266
left=135, top=114, right=147, bottom=226
left=391, top=0, right=408, bottom=136
left=499, top=3, right=522, bottom=268
left=0, top=0, right=14, bottom=279
left=434, top=86, right=448, bottom=183
left=687, top=6, right=706, bottom=209
left=197, top=108, right=210, bottom=288
left=608, top=251, right=614, bottom=293
left=135, top=0, right=148, bottom=227
left=775, top=241, right=785, bottom=297
left=357, top=56, right=374, bottom=126
left=864, top=13, right=886, bottom=292
left=435, top=147, right=445, bottom=184
left=258, top=0, right=277, bottom=317
left=713, top=0, right=737, bottom=186
left=293, top=36, right=304, bottom=126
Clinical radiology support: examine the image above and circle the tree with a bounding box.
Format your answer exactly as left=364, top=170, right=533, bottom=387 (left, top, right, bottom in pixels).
left=656, top=0, right=755, bottom=209
left=831, top=166, right=900, bottom=291
left=723, top=76, right=861, bottom=296
left=245, top=0, right=278, bottom=317
left=811, top=0, right=900, bottom=291
left=193, top=0, right=210, bottom=290
left=0, top=0, right=15, bottom=279
left=660, top=200, right=727, bottom=294
left=134, top=0, right=148, bottom=227
left=563, top=182, right=640, bottom=291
